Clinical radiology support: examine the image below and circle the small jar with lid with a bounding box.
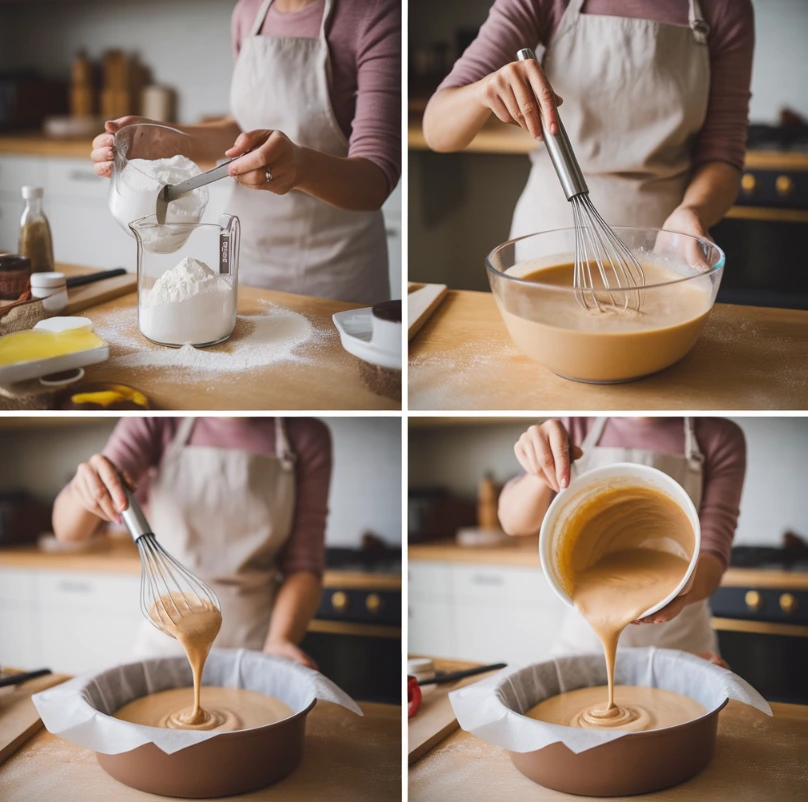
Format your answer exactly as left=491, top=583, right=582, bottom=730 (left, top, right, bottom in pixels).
left=30, top=271, right=68, bottom=314
left=0, top=254, right=32, bottom=301
left=19, top=186, right=55, bottom=274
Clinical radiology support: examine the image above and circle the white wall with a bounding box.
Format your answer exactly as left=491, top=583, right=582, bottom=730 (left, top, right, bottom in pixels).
left=409, top=417, right=808, bottom=547
left=0, top=417, right=401, bottom=549
left=2, top=0, right=234, bottom=125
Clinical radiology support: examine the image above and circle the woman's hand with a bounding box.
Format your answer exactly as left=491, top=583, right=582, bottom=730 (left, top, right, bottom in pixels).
left=476, top=59, right=563, bottom=139
left=69, top=455, right=133, bottom=523
left=264, top=638, right=318, bottom=670
left=90, top=116, right=153, bottom=178
left=514, top=421, right=582, bottom=493
left=662, top=205, right=712, bottom=241
left=226, top=130, right=303, bottom=196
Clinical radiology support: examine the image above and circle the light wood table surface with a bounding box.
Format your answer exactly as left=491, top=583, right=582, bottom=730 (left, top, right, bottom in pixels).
left=409, top=695, right=807, bottom=802
left=1, top=701, right=401, bottom=801
left=76, top=283, right=397, bottom=410
left=408, top=290, right=808, bottom=411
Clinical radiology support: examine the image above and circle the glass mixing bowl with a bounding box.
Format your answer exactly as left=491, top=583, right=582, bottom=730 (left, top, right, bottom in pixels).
left=109, top=123, right=209, bottom=235
left=486, top=226, right=725, bottom=383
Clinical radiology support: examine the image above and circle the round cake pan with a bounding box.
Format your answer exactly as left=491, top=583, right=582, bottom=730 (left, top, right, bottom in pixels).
left=96, top=698, right=316, bottom=799
left=509, top=698, right=728, bottom=797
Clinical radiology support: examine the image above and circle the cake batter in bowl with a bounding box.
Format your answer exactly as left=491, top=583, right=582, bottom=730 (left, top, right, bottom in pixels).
left=486, top=226, right=725, bottom=383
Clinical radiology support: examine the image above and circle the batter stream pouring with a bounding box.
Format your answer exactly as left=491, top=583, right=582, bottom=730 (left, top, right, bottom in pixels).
left=540, top=468, right=699, bottom=730
left=121, top=487, right=222, bottom=727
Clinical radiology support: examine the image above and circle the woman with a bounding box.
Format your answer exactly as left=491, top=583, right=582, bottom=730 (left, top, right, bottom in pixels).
left=52, top=417, right=331, bottom=667
left=92, top=0, right=400, bottom=305
left=423, top=1, right=753, bottom=243
left=498, top=417, right=746, bottom=663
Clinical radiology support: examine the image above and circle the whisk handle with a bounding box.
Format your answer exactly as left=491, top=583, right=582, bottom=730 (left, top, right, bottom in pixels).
left=516, top=48, right=588, bottom=200
left=120, top=486, right=153, bottom=542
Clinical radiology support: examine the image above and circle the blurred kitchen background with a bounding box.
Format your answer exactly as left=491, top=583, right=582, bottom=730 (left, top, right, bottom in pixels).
left=409, top=0, right=808, bottom=309
left=409, top=416, right=808, bottom=704
left=0, top=416, right=401, bottom=703
left=0, top=0, right=401, bottom=295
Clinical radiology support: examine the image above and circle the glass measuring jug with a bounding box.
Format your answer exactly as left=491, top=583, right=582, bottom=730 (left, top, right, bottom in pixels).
left=131, top=214, right=240, bottom=348
left=109, top=123, right=209, bottom=237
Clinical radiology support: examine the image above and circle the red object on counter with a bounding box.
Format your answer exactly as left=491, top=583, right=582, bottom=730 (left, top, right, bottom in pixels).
left=408, top=676, right=422, bottom=719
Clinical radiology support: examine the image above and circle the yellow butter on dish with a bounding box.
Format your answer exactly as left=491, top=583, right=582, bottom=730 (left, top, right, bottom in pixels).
left=0, top=328, right=105, bottom=366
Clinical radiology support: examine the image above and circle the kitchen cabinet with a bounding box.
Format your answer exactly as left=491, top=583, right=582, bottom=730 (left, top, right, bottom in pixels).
left=0, top=568, right=43, bottom=669
left=408, top=561, right=567, bottom=665
left=0, top=567, right=141, bottom=674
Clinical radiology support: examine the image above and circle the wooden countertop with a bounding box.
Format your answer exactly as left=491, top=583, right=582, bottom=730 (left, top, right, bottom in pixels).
left=25, top=273, right=397, bottom=411
left=408, top=120, right=808, bottom=171
left=409, top=538, right=808, bottom=590
left=0, top=700, right=401, bottom=801
left=409, top=691, right=807, bottom=802
left=0, top=542, right=402, bottom=591
left=408, top=290, right=808, bottom=411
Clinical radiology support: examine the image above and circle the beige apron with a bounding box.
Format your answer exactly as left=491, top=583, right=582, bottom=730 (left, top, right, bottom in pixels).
left=132, top=417, right=296, bottom=657
left=511, top=0, right=710, bottom=237
left=551, top=417, right=719, bottom=658
left=228, top=0, right=389, bottom=305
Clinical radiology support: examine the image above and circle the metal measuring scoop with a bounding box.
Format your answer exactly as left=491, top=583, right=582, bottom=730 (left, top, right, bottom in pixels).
left=155, top=151, right=251, bottom=224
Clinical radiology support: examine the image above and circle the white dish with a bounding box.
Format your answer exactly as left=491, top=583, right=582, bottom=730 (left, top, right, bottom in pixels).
left=332, top=308, right=401, bottom=370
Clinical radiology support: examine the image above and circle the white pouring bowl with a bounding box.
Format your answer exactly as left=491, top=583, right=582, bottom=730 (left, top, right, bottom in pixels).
left=538, top=462, right=700, bottom=620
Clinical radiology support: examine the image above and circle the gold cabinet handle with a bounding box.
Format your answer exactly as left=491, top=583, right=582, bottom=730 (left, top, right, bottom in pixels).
left=745, top=590, right=763, bottom=611
left=779, top=593, right=798, bottom=615
left=331, top=591, right=349, bottom=612
left=366, top=592, right=383, bottom=614
left=775, top=175, right=794, bottom=197
left=741, top=173, right=756, bottom=194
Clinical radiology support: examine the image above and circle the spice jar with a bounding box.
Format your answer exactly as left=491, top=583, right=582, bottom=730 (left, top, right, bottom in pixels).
left=0, top=254, right=32, bottom=301
left=19, top=186, right=55, bottom=274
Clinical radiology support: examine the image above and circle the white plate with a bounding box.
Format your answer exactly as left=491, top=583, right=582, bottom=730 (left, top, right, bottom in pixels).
left=332, top=308, right=401, bottom=371
left=0, top=318, right=110, bottom=385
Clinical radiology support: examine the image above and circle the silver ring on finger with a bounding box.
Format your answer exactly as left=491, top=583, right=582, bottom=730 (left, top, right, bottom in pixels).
left=265, top=168, right=272, bottom=183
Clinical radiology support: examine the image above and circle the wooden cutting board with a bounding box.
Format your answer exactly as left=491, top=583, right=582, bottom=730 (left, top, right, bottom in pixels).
left=61, top=264, right=137, bottom=315
left=409, top=659, right=501, bottom=765
left=408, top=282, right=447, bottom=341
left=0, top=672, right=70, bottom=765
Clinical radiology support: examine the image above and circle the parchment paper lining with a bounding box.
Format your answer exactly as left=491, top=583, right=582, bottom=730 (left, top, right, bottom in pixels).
left=450, top=647, right=771, bottom=755
left=33, top=648, right=361, bottom=755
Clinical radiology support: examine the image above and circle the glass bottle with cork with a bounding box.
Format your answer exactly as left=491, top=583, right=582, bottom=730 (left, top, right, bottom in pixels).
left=19, top=186, right=55, bottom=274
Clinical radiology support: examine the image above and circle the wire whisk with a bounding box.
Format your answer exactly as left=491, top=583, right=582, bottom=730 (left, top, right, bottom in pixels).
left=517, top=49, right=645, bottom=313
left=120, top=487, right=220, bottom=636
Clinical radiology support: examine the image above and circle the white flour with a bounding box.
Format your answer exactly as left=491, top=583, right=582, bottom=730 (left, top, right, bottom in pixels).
left=104, top=305, right=319, bottom=373
left=110, top=155, right=208, bottom=252
left=139, top=257, right=235, bottom=346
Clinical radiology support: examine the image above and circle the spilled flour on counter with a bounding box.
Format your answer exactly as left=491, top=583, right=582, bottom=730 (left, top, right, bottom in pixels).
left=94, top=301, right=327, bottom=375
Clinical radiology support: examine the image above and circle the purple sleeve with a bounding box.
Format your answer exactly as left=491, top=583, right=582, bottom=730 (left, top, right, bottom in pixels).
left=102, top=418, right=169, bottom=487
left=435, top=0, right=551, bottom=92
left=698, top=419, right=746, bottom=571
left=349, top=0, right=401, bottom=191
left=693, top=0, right=754, bottom=170
left=278, top=419, right=332, bottom=577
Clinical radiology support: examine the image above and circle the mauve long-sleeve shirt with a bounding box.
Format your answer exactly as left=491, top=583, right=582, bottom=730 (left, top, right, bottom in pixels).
left=103, top=417, right=331, bottom=577
left=437, top=0, right=754, bottom=171
left=562, top=417, right=746, bottom=570
left=231, top=0, right=401, bottom=193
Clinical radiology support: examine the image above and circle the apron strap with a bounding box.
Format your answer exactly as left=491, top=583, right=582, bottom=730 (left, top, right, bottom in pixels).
left=319, top=0, right=335, bottom=39
left=274, top=418, right=296, bottom=471
left=683, top=417, right=705, bottom=467
left=165, top=417, right=196, bottom=462
left=550, top=0, right=585, bottom=46
left=688, top=0, right=710, bottom=44
left=249, top=0, right=274, bottom=38
left=581, top=417, right=608, bottom=452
